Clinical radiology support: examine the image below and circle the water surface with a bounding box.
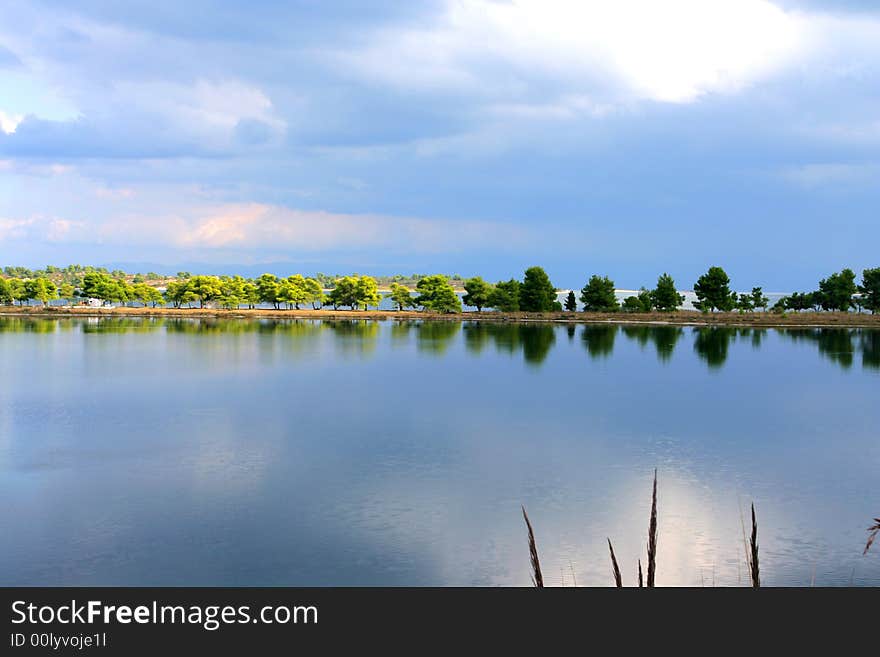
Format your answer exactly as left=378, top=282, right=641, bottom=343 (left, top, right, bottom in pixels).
left=1, top=317, right=878, bottom=586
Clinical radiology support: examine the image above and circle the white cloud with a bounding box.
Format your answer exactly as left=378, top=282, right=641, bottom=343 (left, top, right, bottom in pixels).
left=780, top=162, right=880, bottom=187
left=0, top=110, right=23, bottom=134
left=0, top=202, right=531, bottom=255
left=113, top=79, right=285, bottom=136
left=342, top=0, right=807, bottom=105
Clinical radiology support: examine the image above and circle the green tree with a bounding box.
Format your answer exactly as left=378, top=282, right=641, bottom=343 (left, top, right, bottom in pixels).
left=462, top=276, right=493, bottom=311
left=693, top=266, right=736, bottom=312
left=487, top=279, right=520, bottom=311
left=651, top=273, right=685, bottom=311
left=818, top=268, right=857, bottom=312
left=354, top=276, right=382, bottom=310
left=519, top=266, right=557, bottom=312
left=620, top=296, right=643, bottom=312
left=187, top=275, right=223, bottom=308
left=278, top=274, right=310, bottom=309
left=415, top=275, right=461, bottom=313
left=326, top=276, right=358, bottom=309
left=387, top=283, right=414, bottom=311
left=304, top=277, right=325, bottom=309
left=243, top=281, right=260, bottom=309
left=164, top=281, right=196, bottom=308
left=860, top=267, right=880, bottom=313
left=735, top=293, right=754, bottom=313
left=750, top=287, right=769, bottom=311
left=219, top=276, right=249, bottom=310
left=257, top=274, right=281, bottom=309
left=620, top=288, right=653, bottom=313
left=580, top=275, right=617, bottom=312
left=143, top=286, right=165, bottom=308
left=0, top=277, right=11, bottom=305
left=564, top=290, right=577, bottom=312
left=58, top=283, right=77, bottom=305
left=131, top=283, right=164, bottom=307
left=25, top=278, right=58, bottom=306
left=785, top=292, right=809, bottom=312
left=81, top=272, right=113, bottom=301
left=637, top=287, right=654, bottom=312
left=7, top=278, right=26, bottom=305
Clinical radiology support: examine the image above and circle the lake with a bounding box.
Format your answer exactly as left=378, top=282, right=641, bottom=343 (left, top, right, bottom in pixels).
left=1, top=316, right=878, bottom=586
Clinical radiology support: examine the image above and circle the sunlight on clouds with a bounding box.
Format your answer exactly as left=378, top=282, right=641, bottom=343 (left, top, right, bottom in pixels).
left=0, top=201, right=527, bottom=255
left=348, top=0, right=806, bottom=104
left=0, top=110, right=23, bottom=134
left=111, top=79, right=286, bottom=145
left=170, top=204, right=521, bottom=253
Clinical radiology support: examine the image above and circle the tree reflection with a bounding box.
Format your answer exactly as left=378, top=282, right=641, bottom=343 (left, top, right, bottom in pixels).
left=415, top=321, right=461, bottom=355
left=651, top=325, right=683, bottom=362
left=461, top=322, right=555, bottom=365
left=463, top=322, right=490, bottom=355
left=325, top=320, right=380, bottom=358
left=861, top=329, right=880, bottom=370
left=390, top=321, right=413, bottom=344
left=621, top=324, right=681, bottom=362
left=692, top=327, right=735, bottom=369
left=622, top=325, right=651, bottom=348
left=779, top=328, right=856, bottom=370
left=520, top=325, right=556, bottom=365
left=815, top=329, right=854, bottom=369
left=0, top=317, right=59, bottom=333
left=581, top=325, right=617, bottom=359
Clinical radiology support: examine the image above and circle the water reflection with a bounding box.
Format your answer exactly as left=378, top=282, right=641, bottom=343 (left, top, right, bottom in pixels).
left=862, top=330, right=880, bottom=370
left=462, top=322, right=555, bottom=365
left=1, top=316, right=879, bottom=586
left=325, top=320, right=380, bottom=358
left=415, top=321, right=461, bottom=355
left=581, top=325, right=617, bottom=359
left=0, top=317, right=878, bottom=371
left=692, top=327, right=736, bottom=369
left=622, top=325, right=683, bottom=362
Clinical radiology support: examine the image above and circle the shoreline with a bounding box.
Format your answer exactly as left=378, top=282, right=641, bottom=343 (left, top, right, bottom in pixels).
left=1, top=305, right=878, bottom=329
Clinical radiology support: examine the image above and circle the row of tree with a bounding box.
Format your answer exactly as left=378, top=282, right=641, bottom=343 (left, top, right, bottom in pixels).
left=772, top=268, right=879, bottom=314
left=1, top=265, right=878, bottom=314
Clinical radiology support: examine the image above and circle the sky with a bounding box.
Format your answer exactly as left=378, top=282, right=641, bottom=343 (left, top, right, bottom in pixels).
left=0, top=0, right=878, bottom=290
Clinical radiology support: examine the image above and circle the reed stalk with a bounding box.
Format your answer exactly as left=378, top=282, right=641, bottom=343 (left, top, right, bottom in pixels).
left=865, top=518, right=880, bottom=555
left=646, top=469, right=658, bottom=587
left=749, top=503, right=760, bottom=588
left=522, top=506, right=544, bottom=587
left=607, top=539, right=622, bottom=587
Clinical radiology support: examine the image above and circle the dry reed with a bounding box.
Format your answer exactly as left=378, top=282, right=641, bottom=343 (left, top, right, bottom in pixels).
left=522, top=505, right=544, bottom=587
left=865, top=518, right=880, bottom=556
left=646, top=469, right=658, bottom=587
left=749, top=503, right=760, bottom=588
left=607, top=539, right=622, bottom=587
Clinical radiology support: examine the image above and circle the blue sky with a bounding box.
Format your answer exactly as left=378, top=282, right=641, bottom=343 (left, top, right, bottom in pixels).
left=0, top=0, right=878, bottom=289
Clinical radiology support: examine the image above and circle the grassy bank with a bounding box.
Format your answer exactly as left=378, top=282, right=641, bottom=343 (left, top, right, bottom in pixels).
left=2, top=305, right=879, bottom=328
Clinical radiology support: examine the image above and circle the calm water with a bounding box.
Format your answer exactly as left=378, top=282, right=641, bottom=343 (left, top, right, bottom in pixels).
left=1, top=317, right=878, bottom=586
